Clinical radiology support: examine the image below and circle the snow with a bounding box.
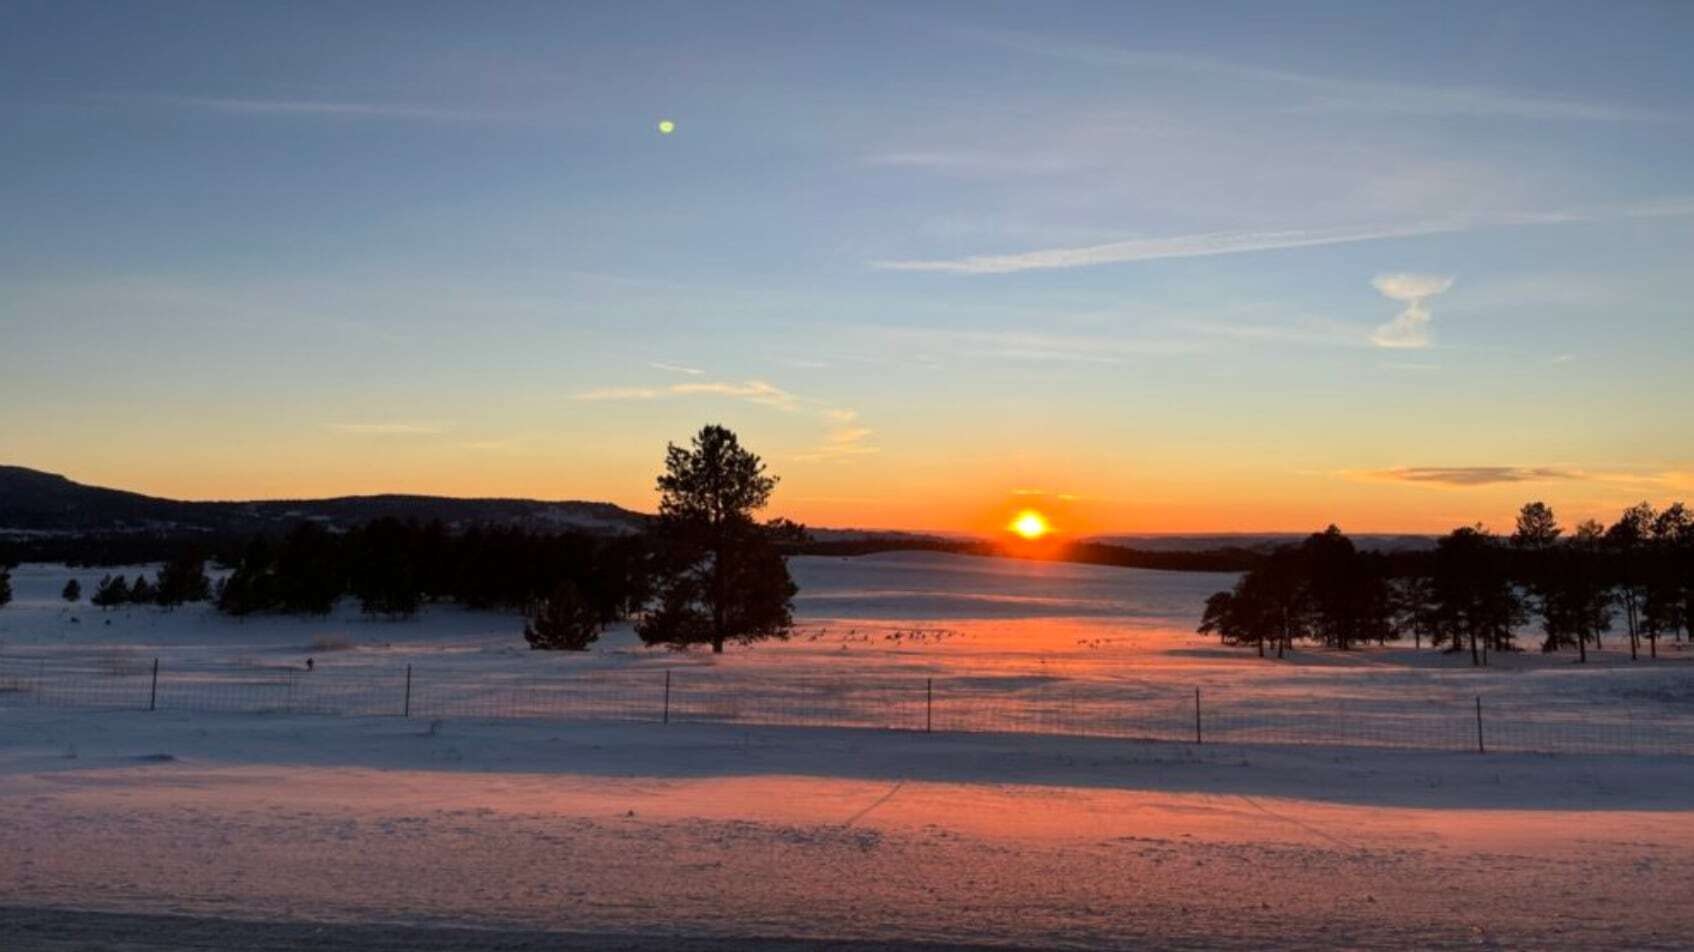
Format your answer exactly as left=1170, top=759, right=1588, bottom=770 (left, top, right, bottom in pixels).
left=3, top=552, right=1694, bottom=948
left=4, top=554, right=1691, bottom=755
left=4, top=709, right=1694, bottom=948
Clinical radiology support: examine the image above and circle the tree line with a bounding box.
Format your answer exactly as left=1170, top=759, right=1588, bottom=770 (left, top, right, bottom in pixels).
left=210, top=519, right=653, bottom=624
left=1, top=426, right=803, bottom=657
left=0, top=554, right=214, bottom=611
left=45, top=520, right=659, bottom=645
left=1199, top=501, right=1692, bottom=664
left=85, top=553, right=214, bottom=608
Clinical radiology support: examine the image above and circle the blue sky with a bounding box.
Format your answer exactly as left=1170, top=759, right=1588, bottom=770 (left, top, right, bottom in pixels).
left=3, top=1, right=1692, bottom=532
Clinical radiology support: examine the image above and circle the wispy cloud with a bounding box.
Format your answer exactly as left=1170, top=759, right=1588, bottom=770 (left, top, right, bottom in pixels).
left=795, top=409, right=879, bottom=462
left=1369, top=273, right=1454, bottom=349
left=458, top=440, right=515, bottom=452
left=956, top=29, right=1671, bottom=122
left=670, top=380, right=796, bottom=410
left=574, top=377, right=873, bottom=461
left=863, top=151, right=1098, bottom=176
left=327, top=422, right=447, bottom=436
left=573, top=386, right=663, bottom=401
left=872, top=221, right=1456, bottom=274
left=649, top=361, right=705, bottom=376
left=1356, top=466, right=1583, bottom=486
left=866, top=325, right=1204, bottom=363
left=1577, top=469, right=1694, bottom=494
left=869, top=202, right=1694, bottom=275
left=574, top=379, right=797, bottom=411
left=1182, top=316, right=1369, bottom=348
left=133, top=96, right=508, bottom=123
left=1349, top=465, right=1694, bottom=494
left=1013, top=488, right=1082, bottom=501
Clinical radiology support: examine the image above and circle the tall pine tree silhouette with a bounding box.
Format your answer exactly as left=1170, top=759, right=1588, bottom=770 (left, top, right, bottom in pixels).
left=637, top=425, right=802, bottom=653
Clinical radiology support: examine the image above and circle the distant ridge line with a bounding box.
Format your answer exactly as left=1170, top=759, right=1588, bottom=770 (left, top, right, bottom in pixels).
left=0, top=465, right=647, bottom=535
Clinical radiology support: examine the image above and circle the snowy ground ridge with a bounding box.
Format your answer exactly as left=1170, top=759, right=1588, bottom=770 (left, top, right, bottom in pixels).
left=5, top=657, right=1693, bottom=759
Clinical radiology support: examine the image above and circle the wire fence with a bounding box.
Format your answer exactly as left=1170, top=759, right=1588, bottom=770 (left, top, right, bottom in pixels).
left=3, top=653, right=1692, bottom=757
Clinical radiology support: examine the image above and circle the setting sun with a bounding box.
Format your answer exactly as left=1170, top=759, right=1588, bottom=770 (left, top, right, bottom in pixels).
left=1008, top=509, right=1051, bottom=540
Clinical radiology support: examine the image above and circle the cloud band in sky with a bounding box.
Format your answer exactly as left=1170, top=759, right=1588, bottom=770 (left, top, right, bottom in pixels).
left=327, top=422, right=447, bottom=435
left=573, top=379, right=877, bottom=463
left=1359, top=466, right=1582, bottom=486
left=573, top=379, right=795, bottom=410
left=871, top=221, right=1457, bottom=274
left=870, top=201, right=1694, bottom=275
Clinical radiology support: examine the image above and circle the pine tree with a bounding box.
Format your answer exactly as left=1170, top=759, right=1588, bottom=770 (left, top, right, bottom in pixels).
left=1607, top=503, right=1657, bottom=661
left=1298, top=526, right=1394, bottom=650
left=636, top=425, right=801, bottom=653
left=350, top=518, right=421, bottom=618
left=217, top=536, right=276, bottom=617
left=128, top=574, right=156, bottom=604
left=62, top=578, right=82, bottom=603
left=1512, top=502, right=1564, bottom=653
left=1431, top=526, right=1524, bottom=666
left=273, top=523, right=342, bottom=614
left=523, top=581, right=602, bottom=650
left=91, top=574, right=130, bottom=608
left=216, top=570, right=258, bottom=616
left=155, top=554, right=212, bottom=608
left=0, top=569, right=12, bottom=609
left=1391, top=575, right=1441, bottom=650
left=1659, top=503, right=1694, bottom=644
left=1196, top=545, right=1317, bottom=659
left=1539, top=526, right=1613, bottom=662
left=1643, top=504, right=1690, bottom=655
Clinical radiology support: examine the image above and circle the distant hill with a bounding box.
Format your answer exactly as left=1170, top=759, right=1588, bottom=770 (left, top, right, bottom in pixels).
left=0, top=466, right=649, bottom=536
left=0, top=466, right=1273, bottom=574
left=1, top=465, right=1358, bottom=574
left=1086, top=533, right=1437, bottom=554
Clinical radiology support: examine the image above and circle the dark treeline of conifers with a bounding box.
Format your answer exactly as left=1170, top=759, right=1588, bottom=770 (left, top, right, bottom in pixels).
left=213, top=519, right=652, bottom=624
left=87, top=552, right=214, bottom=609
left=1200, top=501, right=1693, bottom=665
left=0, top=428, right=810, bottom=657
left=208, top=424, right=799, bottom=657
left=21, top=425, right=804, bottom=657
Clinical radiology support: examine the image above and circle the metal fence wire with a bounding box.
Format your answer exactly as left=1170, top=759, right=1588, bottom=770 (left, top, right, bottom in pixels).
left=2, top=654, right=1691, bottom=757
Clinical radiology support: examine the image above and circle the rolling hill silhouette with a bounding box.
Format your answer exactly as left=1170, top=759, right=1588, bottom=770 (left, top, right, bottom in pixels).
left=0, top=466, right=648, bottom=535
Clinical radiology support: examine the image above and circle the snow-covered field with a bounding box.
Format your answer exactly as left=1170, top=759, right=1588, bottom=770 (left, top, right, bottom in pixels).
left=4, top=552, right=1694, bottom=949
left=3, top=554, right=1692, bottom=754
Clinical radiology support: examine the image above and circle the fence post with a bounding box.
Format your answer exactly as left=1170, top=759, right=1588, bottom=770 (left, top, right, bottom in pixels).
left=1194, top=686, right=1202, bottom=744
left=149, top=657, right=159, bottom=712
left=403, top=664, right=412, bottom=718
left=662, top=669, right=671, bottom=725
left=926, top=677, right=933, bottom=733
left=1475, top=696, right=1485, bottom=754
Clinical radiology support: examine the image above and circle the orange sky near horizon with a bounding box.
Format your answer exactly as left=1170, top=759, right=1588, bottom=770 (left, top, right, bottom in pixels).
left=25, top=439, right=1687, bottom=539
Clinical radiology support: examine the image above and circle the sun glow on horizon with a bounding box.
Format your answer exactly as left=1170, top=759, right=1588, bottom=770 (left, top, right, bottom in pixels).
left=1008, top=509, right=1051, bottom=540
